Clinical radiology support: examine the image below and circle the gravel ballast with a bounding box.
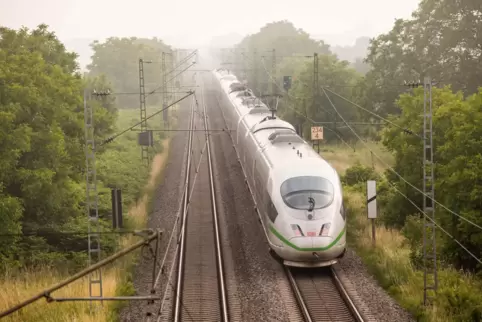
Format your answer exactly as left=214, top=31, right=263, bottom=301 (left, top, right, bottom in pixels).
left=119, top=79, right=415, bottom=322
left=119, top=100, right=190, bottom=321
left=205, top=86, right=300, bottom=322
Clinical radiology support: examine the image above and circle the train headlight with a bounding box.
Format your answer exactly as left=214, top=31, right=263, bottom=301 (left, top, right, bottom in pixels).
left=319, top=223, right=331, bottom=237
left=290, top=224, right=304, bottom=237
left=340, top=203, right=346, bottom=221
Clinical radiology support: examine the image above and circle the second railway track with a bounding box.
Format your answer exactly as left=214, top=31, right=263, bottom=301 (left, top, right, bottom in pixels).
left=172, top=78, right=229, bottom=322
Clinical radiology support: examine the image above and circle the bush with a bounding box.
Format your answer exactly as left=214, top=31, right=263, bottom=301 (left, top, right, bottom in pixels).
left=342, top=162, right=379, bottom=186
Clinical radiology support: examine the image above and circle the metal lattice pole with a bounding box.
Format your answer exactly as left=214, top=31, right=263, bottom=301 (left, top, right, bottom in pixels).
left=313, top=52, right=319, bottom=91
left=423, top=76, right=437, bottom=305
left=312, top=52, right=320, bottom=149
left=84, top=89, right=103, bottom=308
left=234, top=48, right=239, bottom=79
left=169, top=52, right=174, bottom=104
left=172, top=50, right=181, bottom=100
left=271, top=48, right=276, bottom=109
left=253, top=49, right=258, bottom=96
left=313, top=52, right=319, bottom=111
left=139, top=59, right=149, bottom=166
left=161, top=52, right=169, bottom=134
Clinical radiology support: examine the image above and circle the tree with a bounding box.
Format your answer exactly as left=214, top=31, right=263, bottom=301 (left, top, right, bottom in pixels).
left=331, top=36, right=370, bottom=63
left=0, top=25, right=117, bottom=268
left=232, top=21, right=331, bottom=96
left=225, top=20, right=366, bottom=143
left=381, top=85, right=482, bottom=272
left=364, top=0, right=482, bottom=117
left=269, top=53, right=364, bottom=143
left=351, top=58, right=370, bottom=75
left=87, top=37, right=172, bottom=108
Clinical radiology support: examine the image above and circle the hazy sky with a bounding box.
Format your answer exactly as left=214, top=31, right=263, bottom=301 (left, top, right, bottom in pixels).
left=1, top=0, right=420, bottom=47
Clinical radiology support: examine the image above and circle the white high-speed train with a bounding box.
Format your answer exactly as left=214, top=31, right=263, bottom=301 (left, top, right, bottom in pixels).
left=212, top=68, right=346, bottom=267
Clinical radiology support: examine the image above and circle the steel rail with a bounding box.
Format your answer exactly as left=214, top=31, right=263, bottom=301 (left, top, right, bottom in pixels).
left=201, top=79, right=229, bottom=321
left=173, top=96, right=195, bottom=322
left=330, top=267, right=365, bottom=322
left=285, top=267, right=313, bottom=322
left=286, top=267, right=365, bottom=322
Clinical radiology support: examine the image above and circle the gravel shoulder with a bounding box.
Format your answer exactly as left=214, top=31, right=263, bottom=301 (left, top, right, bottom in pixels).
left=334, top=249, right=415, bottom=322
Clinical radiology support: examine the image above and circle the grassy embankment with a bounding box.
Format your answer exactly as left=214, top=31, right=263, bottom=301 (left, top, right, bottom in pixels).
left=0, top=105, right=178, bottom=322
left=321, top=142, right=482, bottom=322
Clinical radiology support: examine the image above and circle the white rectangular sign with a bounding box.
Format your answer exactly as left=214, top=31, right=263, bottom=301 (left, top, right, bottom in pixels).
left=367, top=180, right=377, bottom=219
left=311, top=126, right=323, bottom=140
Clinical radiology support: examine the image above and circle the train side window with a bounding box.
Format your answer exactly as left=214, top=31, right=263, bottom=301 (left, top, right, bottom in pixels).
left=267, top=199, right=278, bottom=223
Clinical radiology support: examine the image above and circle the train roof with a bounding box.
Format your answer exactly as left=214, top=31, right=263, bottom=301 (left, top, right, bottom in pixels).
left=212, top=70, right=339, bottom=183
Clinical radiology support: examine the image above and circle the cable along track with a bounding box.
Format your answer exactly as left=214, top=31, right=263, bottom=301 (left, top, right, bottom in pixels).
left=286, top=266, right=364, bottom=322
left=172, top=82, right=229, bottom=322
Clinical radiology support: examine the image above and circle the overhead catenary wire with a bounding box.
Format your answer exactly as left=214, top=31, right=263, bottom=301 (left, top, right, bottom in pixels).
left=387, top=181, right=482, bottom=265
left=146, top=62, right=196, bottom=98
left=320, top=86, right=482, bottom=232
left=91, top=91, right=192, bottom=95
left=153, top=139, right=208, bottom=289
left=247, top=48, right=482, bottom=261
left=163, top=50, right=198, bottom=79
left=259, top=57, right=340, bottom=120
left=153, top=94, right=204, bottom=322
left=256, top=56, right=354, bottom=150
left=0, top=230, right=159, bottom=319
left=316, top=86, right=482, bottom=265
left=258, top=54, right=419, bottom=137
left=321, top=86, right=420, bottom=138
left=100, top=91, right=194, bottom=146
left=0, top=229, right=151, bottom=238
left=245, top=52, right=481, bottom=234
left=152, top=143, right=207, bottom=322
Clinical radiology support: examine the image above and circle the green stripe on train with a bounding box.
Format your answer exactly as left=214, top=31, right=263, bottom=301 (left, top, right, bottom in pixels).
left=269, top=224, right=346, bottom=251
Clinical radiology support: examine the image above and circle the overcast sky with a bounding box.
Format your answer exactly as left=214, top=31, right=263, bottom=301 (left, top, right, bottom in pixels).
left=1, top=0, right=420, bottom=47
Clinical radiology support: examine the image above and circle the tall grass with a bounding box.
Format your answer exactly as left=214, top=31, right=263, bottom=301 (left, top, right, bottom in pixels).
left=319, top=140, right=393, bottom=174
left=0, top=106, right=174, bottom=322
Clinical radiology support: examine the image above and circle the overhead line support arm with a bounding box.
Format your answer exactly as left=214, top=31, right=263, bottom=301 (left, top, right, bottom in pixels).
left=0, top=230, right=161, bottom=318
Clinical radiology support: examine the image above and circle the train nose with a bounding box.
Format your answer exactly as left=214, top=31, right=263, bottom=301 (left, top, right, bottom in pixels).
left=289, top=236, right=334, bottom=249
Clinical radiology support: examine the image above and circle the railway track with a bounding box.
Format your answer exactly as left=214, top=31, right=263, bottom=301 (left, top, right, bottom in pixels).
left=172, top=79, right=229, bottom=322
left=286, top=266, right=364, bottom=322
left=208, top=70, right=364, bottom=322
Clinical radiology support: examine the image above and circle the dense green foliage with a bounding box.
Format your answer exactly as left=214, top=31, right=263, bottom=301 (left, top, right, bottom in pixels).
left=0, top=25, right=114, bottom=269
left=0, top=25, right=168, bottom=272
left=1, top=0, right=481, bottom=317
left=364, top=0, right=482, bottom=116
left=227, top=21, right=369, bottom=143
left=365, top=0, right=482, bottom=274
left=380, top=86, right=482, bottom=272
left=87, top=37, right=172, bottom=108
left=341, top=164, right=482, bottom=321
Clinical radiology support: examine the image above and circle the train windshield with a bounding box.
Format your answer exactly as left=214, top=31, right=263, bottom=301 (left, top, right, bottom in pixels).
left=280, top=176, right=334, bottom=210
